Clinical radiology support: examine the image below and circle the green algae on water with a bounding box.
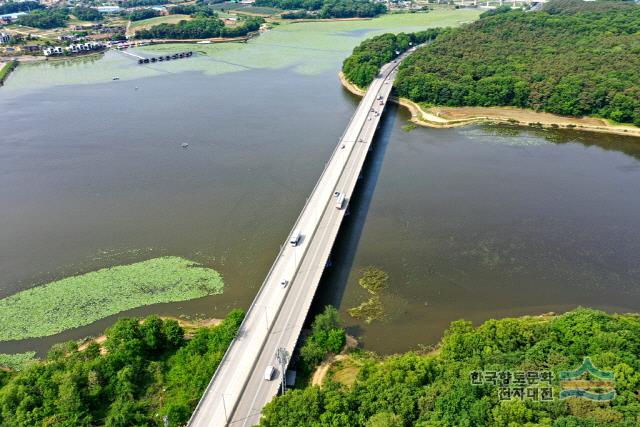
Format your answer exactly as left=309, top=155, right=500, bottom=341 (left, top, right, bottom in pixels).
left=348, top=296, right=384, bottom=324
left=0, top=257, right=224, bottom=341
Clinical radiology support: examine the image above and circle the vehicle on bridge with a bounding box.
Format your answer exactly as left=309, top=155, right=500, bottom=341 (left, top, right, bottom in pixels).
left=289, top=229, right=301, bottom=246
left=335, top=193, right=345, bottom=210
left=264, top=365, right=275, bottom=381
left=280, top=278, right=289, bottom=288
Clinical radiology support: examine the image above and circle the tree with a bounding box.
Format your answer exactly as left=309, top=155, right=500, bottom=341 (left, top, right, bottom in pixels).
left=358, top=2, right=640, bottom=126
left=72, top=6, right=103, bottom=22
left=366, top=412, right=404, bottom=427
left=0, top=312, right=244, bottom=427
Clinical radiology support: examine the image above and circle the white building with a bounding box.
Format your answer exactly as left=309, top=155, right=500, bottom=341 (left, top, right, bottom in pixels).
left=96, top=6, right=121, bottom=13
left=43, top=42, right=103, bottom=56
left=0, top=32, right=11, bottom=44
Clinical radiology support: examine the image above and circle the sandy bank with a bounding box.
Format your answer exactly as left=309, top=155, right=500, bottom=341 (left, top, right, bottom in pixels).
left=339, top=72, right=640, bottom=138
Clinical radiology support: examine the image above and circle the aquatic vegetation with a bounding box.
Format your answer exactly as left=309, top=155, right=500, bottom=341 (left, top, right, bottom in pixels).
left=358, top=266, right=388, bottom=294
left=0, top=352, right=37, bottom=371
left=0, top=257, right=224, bottom=341
left=348, top=295, right=384, bottom=324
left=349, top=266, right=389, bottom=323
left=4, top=9, right=481, bottom=93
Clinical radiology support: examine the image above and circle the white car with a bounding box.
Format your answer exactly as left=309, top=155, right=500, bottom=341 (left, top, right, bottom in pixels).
left=264, top=365, right=275, bottom=381
left=280, top=278, right=289, bottom=288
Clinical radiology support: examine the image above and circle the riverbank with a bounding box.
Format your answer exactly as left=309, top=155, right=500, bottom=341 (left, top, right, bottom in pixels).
left=339, top=71, right=640, bottom=138
left=0, top=35, right=251, bottom=66
left=77, top=316, right=222, bottom=353
left=280, top=16, right=373, bottom=23
left=0, top=60, right=17, bottom=86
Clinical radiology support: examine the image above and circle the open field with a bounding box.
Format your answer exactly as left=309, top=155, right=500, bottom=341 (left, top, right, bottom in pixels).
left=0, top=257, right=224, bottom=341
left=128, top=14, right=192, bottom=35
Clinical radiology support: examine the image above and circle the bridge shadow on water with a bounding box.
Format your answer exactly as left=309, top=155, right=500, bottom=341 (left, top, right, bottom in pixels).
left=305, top=100, right=401, bottom=335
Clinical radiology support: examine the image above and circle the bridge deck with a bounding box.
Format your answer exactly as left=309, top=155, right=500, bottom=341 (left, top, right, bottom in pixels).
left=188, top=51, right=412, bottom=427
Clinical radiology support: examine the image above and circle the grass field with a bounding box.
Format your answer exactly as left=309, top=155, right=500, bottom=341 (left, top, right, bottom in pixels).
left=128, top=14, right=192, bottom=35
left=0, top=257, right=224, bottom=341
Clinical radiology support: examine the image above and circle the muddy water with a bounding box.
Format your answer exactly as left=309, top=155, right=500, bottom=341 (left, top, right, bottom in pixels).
left=2, top=11, right=640, bottom=355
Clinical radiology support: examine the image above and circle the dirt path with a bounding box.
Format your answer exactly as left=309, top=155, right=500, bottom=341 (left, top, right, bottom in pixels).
left=311, top=354, right=347, bottom=386
left=339, top=72, right=640, bottom=138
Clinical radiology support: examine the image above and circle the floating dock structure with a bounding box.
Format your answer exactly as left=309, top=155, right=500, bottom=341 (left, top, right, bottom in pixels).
left=137, top=51, right=193, bottom=64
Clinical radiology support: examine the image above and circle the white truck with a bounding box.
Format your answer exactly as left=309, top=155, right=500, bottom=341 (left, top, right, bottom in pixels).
left=335, top=192, right=345, bottom=210
left=289, top=229, right=301, bottom=246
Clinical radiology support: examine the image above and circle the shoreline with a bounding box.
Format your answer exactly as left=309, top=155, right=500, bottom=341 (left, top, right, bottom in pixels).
left=339, top=72, right=640, bottom=138
left=0, top=60, right=18, bottom=85
left=77, top=316, right=222, bottom=353
left=279, top=16, right=373, bottom=23
left=0, top=35, right=252, bottom=65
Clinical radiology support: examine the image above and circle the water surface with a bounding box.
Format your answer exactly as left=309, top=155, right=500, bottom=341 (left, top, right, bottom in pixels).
left=2, top=10, right=640, bottom=355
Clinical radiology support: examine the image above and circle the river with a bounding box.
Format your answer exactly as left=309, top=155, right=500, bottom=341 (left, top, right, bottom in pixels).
left=1, top=11, right=640, bottom=356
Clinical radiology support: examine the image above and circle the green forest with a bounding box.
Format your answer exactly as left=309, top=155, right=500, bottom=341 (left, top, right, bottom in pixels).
left=135, top=15, right=263, bottom=39
left=261, top=308, right=640, bottom=426
left=71, top=7, right=103, bottom=22
left=255, top=0, right=386, bottom=19
left=342, top=29, right=442, bottom=88
left=0, top=311, right=243, bottom=426
left=0, top=1, right=43, bottom=15
left=16, top=8, right=69, bottom=29
left=390, top=0, right=640, bottom=125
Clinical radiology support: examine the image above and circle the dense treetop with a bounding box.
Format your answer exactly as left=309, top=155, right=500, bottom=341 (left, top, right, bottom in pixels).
left=342, top=29, right=442, bottom=88
left=392, top=0, right=640, bottom=125
left=128, top=8, right=161, bottom=21
left=0, top=1, right=44, bottom=15
left=71, top=6, right=103, bottom=22
left=0, top=311, right=244, bottom=426
left=255, top=0, right=386, bottom=19
left=261, top=308, right=640, bottom=426
left=16, top=8, right=69, bottom=29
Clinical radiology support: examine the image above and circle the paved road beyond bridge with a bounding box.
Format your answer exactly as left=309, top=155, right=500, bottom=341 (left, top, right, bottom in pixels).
left=188, top=48, right=416, bottom=427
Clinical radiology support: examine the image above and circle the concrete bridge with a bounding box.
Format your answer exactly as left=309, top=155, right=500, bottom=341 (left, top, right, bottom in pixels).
left=187, top=49, right=415, bottom=427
